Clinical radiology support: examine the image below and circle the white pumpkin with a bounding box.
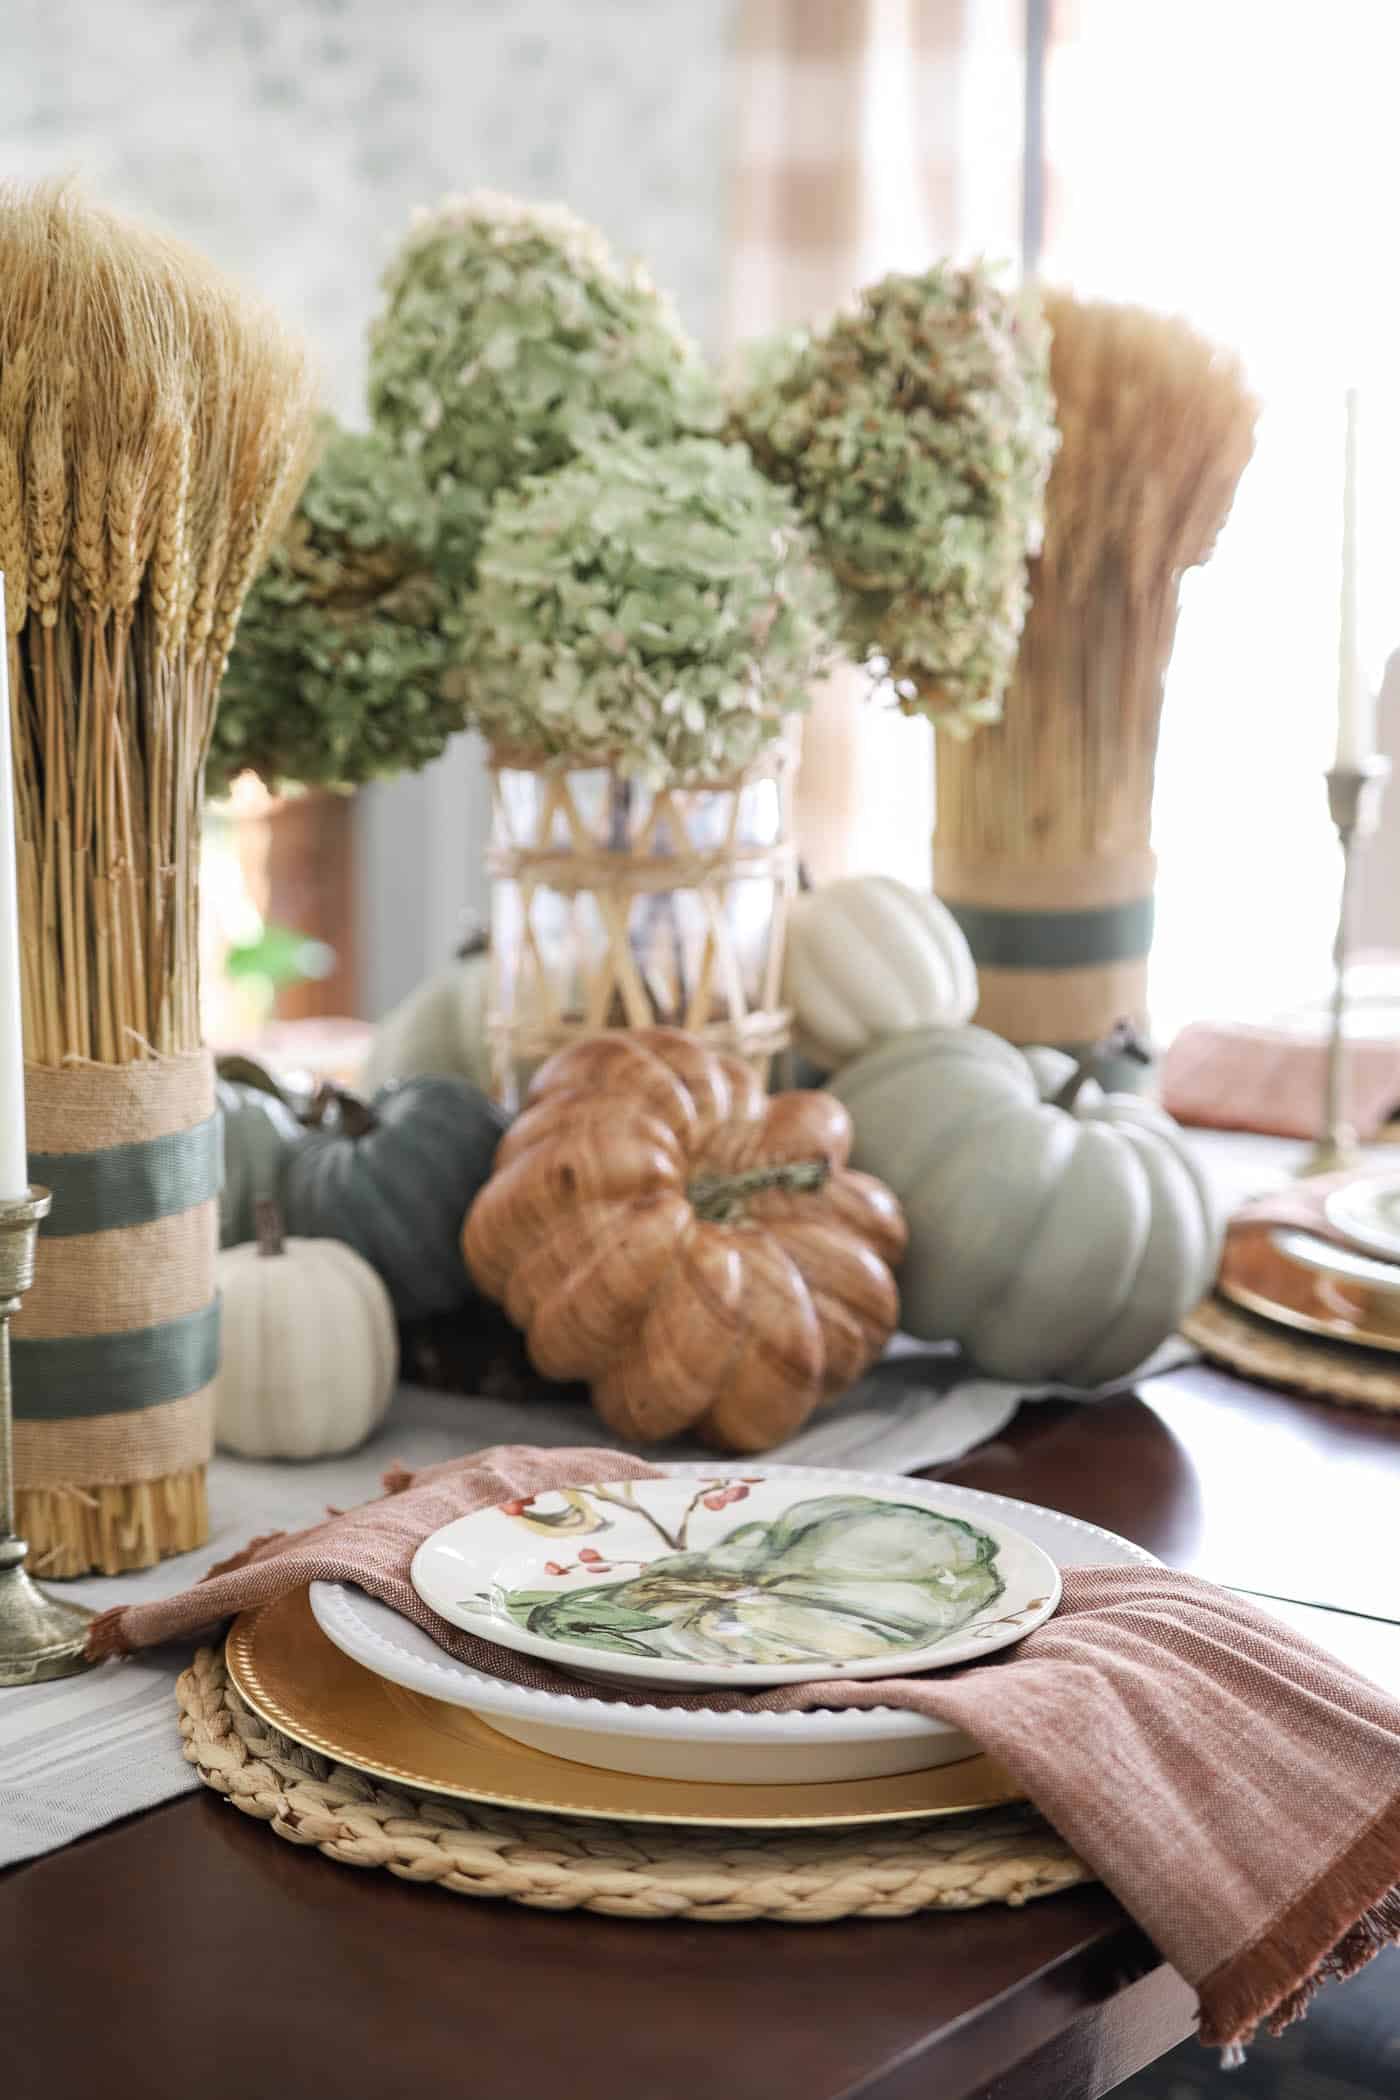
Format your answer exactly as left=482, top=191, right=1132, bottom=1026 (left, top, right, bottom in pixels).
left=832, top=1024, right=1219, bottom=1386
left=214, top=1207, right=398, bottom=1459
left=363, top=951, right=490, bottom=1094
left=783, top=876, right=978, bottom=1071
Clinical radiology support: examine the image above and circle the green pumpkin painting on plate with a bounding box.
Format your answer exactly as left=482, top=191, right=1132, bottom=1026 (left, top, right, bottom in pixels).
left=500, top=1493, right=1005, bottom=1669
left=411, top=1476, right=1061, bottom=1690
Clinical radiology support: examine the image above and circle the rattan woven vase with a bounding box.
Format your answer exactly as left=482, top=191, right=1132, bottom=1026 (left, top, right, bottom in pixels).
left=486, top=744, right=796, bottom=1108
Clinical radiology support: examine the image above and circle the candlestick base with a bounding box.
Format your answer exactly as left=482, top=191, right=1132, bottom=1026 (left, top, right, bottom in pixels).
left=0, top=1554, right=95, bottom=1685
left=1298, top=1129, right=1361, bottom=1179
left=0, top=1186, right=97, bottom=1684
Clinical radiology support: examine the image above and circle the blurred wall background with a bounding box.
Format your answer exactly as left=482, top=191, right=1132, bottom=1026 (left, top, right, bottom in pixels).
left=5, top=0, right=735, bottom=406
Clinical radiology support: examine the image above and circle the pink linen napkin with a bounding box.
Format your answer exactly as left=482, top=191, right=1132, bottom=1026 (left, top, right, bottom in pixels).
left=88, top=1444, right=1400, bottom=2055
left=1162, top=1021, right=1400, bottom=1140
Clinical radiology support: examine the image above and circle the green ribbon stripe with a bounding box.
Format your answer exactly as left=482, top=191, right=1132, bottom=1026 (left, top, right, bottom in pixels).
left=11, top=1300, right=222, bottom=1420
left=946, top=896, right=1155, bottom=971
left=29, top=1113, right=222, bottom=1238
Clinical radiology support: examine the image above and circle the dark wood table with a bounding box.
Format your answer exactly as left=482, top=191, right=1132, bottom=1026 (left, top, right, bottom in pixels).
left=6, top=1361, right=1400, bottom=2100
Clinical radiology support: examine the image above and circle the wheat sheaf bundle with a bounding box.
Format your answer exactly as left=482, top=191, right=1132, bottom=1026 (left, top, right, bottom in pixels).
left=0, top=182, right=317, bottom=1064
left=936, top=291, right=1260, bottom=867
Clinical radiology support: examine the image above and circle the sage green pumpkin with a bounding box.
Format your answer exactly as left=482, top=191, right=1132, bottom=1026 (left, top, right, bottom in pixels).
left=279, top=1077, right=505, bottom=1322
left=363, top=951, right=491, bottom=1094
left=217, top=1079, right=307, bottom=1247
left=831, top=1025, right=1218, bottom=1385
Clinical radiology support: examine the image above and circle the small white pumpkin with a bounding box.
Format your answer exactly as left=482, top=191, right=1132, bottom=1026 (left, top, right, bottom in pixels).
left=783, top=876, right=978, bottom=1071
left=363, top=949, right=490, bottom=1094
left=214, top=1204, right=398, bottom=1459
left=832, top=1024, right=1219, bottom=1385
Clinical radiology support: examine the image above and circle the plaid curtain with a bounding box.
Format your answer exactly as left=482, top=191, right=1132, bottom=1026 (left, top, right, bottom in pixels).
left=726, top=0, right=1022, bottom=883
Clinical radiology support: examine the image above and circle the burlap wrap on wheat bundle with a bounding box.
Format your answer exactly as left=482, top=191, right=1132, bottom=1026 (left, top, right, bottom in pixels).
left=12, top=1053, right=219, bottom=1576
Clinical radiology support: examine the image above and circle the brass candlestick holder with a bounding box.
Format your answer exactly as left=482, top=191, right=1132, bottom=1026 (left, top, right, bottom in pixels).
left=0, top=1188, right=96, bottom=1683
left=1301, top=755, right=1393, bottom=1177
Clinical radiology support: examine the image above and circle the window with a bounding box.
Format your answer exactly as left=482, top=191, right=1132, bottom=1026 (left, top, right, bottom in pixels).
left=1041, top=0, right=1400, bottom=1038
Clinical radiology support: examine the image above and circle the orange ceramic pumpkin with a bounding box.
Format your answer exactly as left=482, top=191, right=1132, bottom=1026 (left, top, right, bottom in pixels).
left=462, top=1029, right=907, bottom=1452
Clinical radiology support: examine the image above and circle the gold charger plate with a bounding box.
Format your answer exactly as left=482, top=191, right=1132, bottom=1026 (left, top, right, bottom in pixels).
left=1218, top=1228, right=1400, bottom=1355
left=226, top=1589, right=1022, bottom=1829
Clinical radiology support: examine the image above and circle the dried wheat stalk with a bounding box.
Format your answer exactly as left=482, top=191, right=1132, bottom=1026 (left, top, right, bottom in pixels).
left=0, top=181, right=317, bottom=1066
left=936, top=291, right=1259, bottom=867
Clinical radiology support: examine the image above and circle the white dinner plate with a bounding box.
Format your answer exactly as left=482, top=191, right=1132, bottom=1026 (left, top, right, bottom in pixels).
left=409, top=1470, right=1062, bottom=1690
left=1273, top=1226, right=1400, bottom=1292
left=1324, top=1176, right=1400, bottom=1265
left=311, top=1467, right=1155, bottom=1786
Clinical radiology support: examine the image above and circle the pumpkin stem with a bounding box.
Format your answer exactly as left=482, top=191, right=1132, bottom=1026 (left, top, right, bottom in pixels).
left=687, top=1158, right=830, bottom=1224
left=1052, top=1019, right=1153, bottom=1110
left=305, top=1083, right=378, bottom=1139
left=454, top=912, right=489, bottom=962
left=255, top=1199, right=286, bottom=1259
left=216, top=1052, right=294, bottom=1107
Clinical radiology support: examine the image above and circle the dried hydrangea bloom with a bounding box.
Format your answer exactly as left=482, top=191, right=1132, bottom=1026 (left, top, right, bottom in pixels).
left=368, top=191, right=721, bottom=576
left=734, top=263, right=1057, bottom=733
left=212, top=424, right=469, bottom=794
left=461, top=434, right=839, bottom=782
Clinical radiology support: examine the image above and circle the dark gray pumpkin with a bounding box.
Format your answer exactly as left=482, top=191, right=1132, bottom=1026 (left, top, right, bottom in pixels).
left=279, top=1077, right=505, bottom=1321
left=217, top=1078, right=307, bottom=1248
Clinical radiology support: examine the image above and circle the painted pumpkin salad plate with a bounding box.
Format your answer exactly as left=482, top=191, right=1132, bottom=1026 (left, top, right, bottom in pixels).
left=410, top=1474, right=1061, bottom=1688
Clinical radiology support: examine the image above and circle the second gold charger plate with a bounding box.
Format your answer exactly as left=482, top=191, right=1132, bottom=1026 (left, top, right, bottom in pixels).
left=227, top=1589, right=1021, bottom=1829
left=1218, top=1226, right=1400, bottom=1355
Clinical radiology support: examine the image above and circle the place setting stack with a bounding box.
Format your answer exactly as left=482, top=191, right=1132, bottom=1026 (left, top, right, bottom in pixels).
left=173, top=1454, right=1105, bottom=1908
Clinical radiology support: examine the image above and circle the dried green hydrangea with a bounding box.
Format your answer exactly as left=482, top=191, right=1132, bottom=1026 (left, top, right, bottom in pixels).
left=734, top=264, right=1057, bottom=732
left=459, top=435, right=839, bottom=780
left=368, top=191, right=721, bottom=577
left=210, top=424, right=468, bottom=795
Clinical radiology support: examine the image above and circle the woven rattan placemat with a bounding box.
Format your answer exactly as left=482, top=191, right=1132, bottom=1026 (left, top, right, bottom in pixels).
left=1184, top=1295, right=1400, bottom=1413
left=177, top=1646, right=1092, bottom=1922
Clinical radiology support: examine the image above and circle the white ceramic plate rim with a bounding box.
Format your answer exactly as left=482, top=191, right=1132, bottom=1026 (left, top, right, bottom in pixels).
left=409, top=1471, right=1063, bottom=1687
left=1323, top=1178, right=1400, bottom=1264
left=312, top=1466, right=1156, bottom=1746
left=1273, top=1226, right=1400, bottom=1291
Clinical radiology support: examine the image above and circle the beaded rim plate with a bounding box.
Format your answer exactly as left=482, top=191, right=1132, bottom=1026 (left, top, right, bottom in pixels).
left=312, top=1468, right=1156, bottom=1786
left=226, top=1588, right=1023, bottom=1828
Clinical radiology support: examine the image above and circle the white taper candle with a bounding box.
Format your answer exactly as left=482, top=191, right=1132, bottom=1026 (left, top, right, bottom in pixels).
left=1335, top=389, right=1374, bottom=767
left=0, top=576, right=28, bottom=1199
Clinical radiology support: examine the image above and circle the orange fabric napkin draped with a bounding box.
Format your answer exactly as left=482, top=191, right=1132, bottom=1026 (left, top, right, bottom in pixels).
left=89, top=1444, right=1400, bottom=2056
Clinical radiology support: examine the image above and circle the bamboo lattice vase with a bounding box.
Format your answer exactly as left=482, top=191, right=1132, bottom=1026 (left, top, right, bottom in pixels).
left=486, top=745, right=796, bottom=1108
